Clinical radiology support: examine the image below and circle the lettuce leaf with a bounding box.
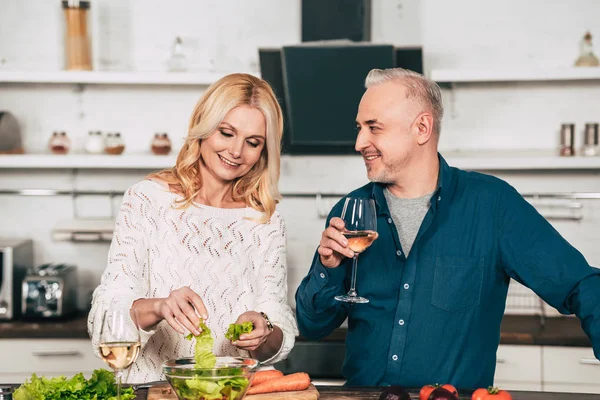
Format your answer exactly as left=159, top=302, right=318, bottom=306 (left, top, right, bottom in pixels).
left=185, top=319, right=216, bottom=368
left=176, top=320, right=249, bottom=399
left=224, top=321, right=254, bottom=342
left=13, top=369, right=135, bottom=400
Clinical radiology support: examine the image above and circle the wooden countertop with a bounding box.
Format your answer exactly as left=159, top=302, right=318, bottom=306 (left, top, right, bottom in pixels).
left=133, top=385, right=600, bottom=399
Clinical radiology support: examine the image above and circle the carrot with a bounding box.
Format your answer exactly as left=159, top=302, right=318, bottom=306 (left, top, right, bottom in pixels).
left=246, top=372, right=311, bottom=395
left=250, top=370, right=284, bottom=386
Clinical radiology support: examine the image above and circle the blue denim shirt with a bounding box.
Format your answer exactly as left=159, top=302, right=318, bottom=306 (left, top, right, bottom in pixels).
left=295, top=154, right=600, bottom=389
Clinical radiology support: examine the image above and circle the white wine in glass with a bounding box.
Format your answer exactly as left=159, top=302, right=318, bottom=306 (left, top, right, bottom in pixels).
left=99, top=308, right=141, bottom=400
left=335, top=197, right=378, bottom=304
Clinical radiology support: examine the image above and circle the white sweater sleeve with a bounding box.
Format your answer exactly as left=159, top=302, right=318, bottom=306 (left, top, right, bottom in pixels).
left=254, top=213, right=299, bottom=365
left=88, top=184, right=155, bottom=352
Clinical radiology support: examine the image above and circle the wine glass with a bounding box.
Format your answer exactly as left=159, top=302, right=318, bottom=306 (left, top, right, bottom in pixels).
left=334, top=197, right=378, bottom=304
left=98, top=308, right=141, bottom=400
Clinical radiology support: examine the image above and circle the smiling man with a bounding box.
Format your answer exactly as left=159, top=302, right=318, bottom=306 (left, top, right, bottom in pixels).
left=295, top=68, right=600, bottom=389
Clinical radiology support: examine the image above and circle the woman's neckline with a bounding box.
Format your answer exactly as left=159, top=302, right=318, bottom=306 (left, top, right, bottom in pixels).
left=146, top=179, right=250, bottom=212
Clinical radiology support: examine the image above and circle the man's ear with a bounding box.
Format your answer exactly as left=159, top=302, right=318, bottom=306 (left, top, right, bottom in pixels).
left=415, top=112, right=434, bottom=145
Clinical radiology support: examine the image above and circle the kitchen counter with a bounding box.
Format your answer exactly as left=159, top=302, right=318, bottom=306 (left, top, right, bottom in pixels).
left=301, top=315, right=592, bottom=347
left=0, top=312, right=90, bottom=339
left=132, top=386, right=600, bottom=399
left=0, top=314, right=591, bottom=347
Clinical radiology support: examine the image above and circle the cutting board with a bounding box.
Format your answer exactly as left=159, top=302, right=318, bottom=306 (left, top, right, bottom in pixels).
left=147, top=383, right=319, bottom=400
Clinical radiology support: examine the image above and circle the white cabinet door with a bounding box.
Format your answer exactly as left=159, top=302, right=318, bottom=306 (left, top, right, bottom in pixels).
left=0, top=339, right=106, bottom=384
left=542, top=346, right=600, bottom=394
left=494, top=345, right=542, bottom=391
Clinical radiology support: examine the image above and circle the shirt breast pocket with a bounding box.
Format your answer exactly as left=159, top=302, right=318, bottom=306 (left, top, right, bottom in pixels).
left=431, top=255, right=484, bottom=312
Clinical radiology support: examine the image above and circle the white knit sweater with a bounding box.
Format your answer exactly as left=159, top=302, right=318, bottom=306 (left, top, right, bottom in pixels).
left=88, top=180, right=298, bottom=383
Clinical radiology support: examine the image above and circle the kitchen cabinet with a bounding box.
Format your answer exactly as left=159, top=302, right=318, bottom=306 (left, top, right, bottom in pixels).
left=542, top=346, right=600, bottom=394
left=0, top=339, right=105, bottom=383
left=494, top=345, right=542, bottom=391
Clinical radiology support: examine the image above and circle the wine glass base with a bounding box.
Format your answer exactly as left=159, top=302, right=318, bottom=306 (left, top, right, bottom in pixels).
left=334, top=294, right=369, bottom=303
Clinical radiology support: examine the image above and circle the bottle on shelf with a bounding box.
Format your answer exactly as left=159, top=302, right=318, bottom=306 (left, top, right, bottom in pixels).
left=582, top=123, right=599, bottom=156
left=574, top=32, right=600, bottom=67
left=560, top=123, right=576, bottom=157
left=167, top=37, right=188, bottom=72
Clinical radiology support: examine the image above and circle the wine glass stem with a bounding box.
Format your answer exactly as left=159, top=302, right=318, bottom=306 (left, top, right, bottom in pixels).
left=116, top=369, right=122, bottom=400
left=348, top=254, right=359, bottom=297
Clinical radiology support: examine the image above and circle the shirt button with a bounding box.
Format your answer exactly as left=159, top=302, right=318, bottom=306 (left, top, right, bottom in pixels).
left=392, top=355, right=398, bottom=361
left=404, top=283, right=409, bottom=290
left=319, top=273, right=325, bottom=278
left=387, top=218, right=392, bottom=224
left=438, top=196, right=442, bottom=201
left=396, top=250, right=402, bottom=256
left=399, top=319, right=405, bottom=325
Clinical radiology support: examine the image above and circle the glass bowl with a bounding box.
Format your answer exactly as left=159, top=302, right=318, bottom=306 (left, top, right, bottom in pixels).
left=163, top=356, right=260, bottom=400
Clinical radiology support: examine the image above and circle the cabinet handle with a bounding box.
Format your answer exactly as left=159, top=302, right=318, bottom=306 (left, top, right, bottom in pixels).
left=32, top=350, right=82, bottom=357
left=496, top=358, right=506, bottom=364
left=579, top=358, right=600, bottom=365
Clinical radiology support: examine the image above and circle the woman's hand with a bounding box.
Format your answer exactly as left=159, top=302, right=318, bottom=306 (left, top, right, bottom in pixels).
left=155, top=287, right=208, bottom=336
left=231, top=311, right=272, bottom=351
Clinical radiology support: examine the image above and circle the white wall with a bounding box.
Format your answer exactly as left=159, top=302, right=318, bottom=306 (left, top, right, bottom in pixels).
left=1, top=0, right=599, bottom=312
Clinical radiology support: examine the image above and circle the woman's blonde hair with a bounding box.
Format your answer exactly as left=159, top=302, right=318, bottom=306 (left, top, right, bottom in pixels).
left=149, top=73, right=283, bottom=223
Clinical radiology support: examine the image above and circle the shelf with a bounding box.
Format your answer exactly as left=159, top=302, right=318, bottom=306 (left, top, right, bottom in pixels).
left=443, top=150, right=600, bottom=170
left=1, top=151, right=600, bottom=171
left=430, top=67, right=600, bottom=84
left=0, top=70, right=257, bottom=86
left=0, top=154, right=176, bottom=169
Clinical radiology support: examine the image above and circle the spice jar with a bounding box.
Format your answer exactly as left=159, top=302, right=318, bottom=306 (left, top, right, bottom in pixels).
left=105, top=132, right=125, bottom=155
left=582, top=123, right=599, bottom=156
left=560, top=123, right=575, bottom=156
left=85, top=131, right=104, bottom=154
left=62, top=0, right=92, bottom=70
left=48, top=131, right=71, bottom=154
left=151, top=133, right=172, bottom=155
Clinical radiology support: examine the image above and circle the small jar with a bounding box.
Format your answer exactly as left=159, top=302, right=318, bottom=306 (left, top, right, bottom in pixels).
left=582, top=123, right=599, bottom=156
left=85, top=131, right=104, bottom=154
left=151, top=133, right=172, bottom=155
left=560, top=123, right=575, bottom=156
left=48, top=131, right=71, bottom=154
left=105, top=132, right=125, bottom=155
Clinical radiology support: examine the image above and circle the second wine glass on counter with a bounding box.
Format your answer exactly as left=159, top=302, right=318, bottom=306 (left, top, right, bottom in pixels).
left=98, top=308, right=141, bottom=400
left=334, top=197, right=378, bottom=304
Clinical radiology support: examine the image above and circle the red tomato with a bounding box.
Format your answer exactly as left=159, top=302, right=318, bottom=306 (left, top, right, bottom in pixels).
left=442, top=384, right=458, bottom=396
left=472, top=387, right=512, bottom=400
left=419, top=385, right=436, bottom=400
left=420, top=384, right=458, bottom=400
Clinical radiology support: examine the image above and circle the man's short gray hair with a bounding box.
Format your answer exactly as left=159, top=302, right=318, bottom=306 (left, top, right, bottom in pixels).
left=365, top=68, right=444, bottom=136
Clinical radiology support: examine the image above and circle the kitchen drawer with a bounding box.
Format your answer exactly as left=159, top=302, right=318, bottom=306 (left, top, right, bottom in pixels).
left=0, top=339, right=105, bottom=377
left=494, top=345, right=542, bottom=389
left=542, top=346, right=600, bottom=394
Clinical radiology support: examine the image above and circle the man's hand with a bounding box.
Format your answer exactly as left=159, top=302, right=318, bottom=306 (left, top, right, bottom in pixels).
left=318, top=217, right=354, bottom=268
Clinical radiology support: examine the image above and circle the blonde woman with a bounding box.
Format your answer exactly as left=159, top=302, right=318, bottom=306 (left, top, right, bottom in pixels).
left=88, top=73, right=298, bottom=383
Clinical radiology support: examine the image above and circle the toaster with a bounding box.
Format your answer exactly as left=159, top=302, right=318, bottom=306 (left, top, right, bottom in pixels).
left=21, top=263, right=78, bottom=319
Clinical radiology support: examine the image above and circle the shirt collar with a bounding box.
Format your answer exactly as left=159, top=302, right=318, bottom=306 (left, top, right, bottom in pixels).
left=371, top=152, right=454, bottom=215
